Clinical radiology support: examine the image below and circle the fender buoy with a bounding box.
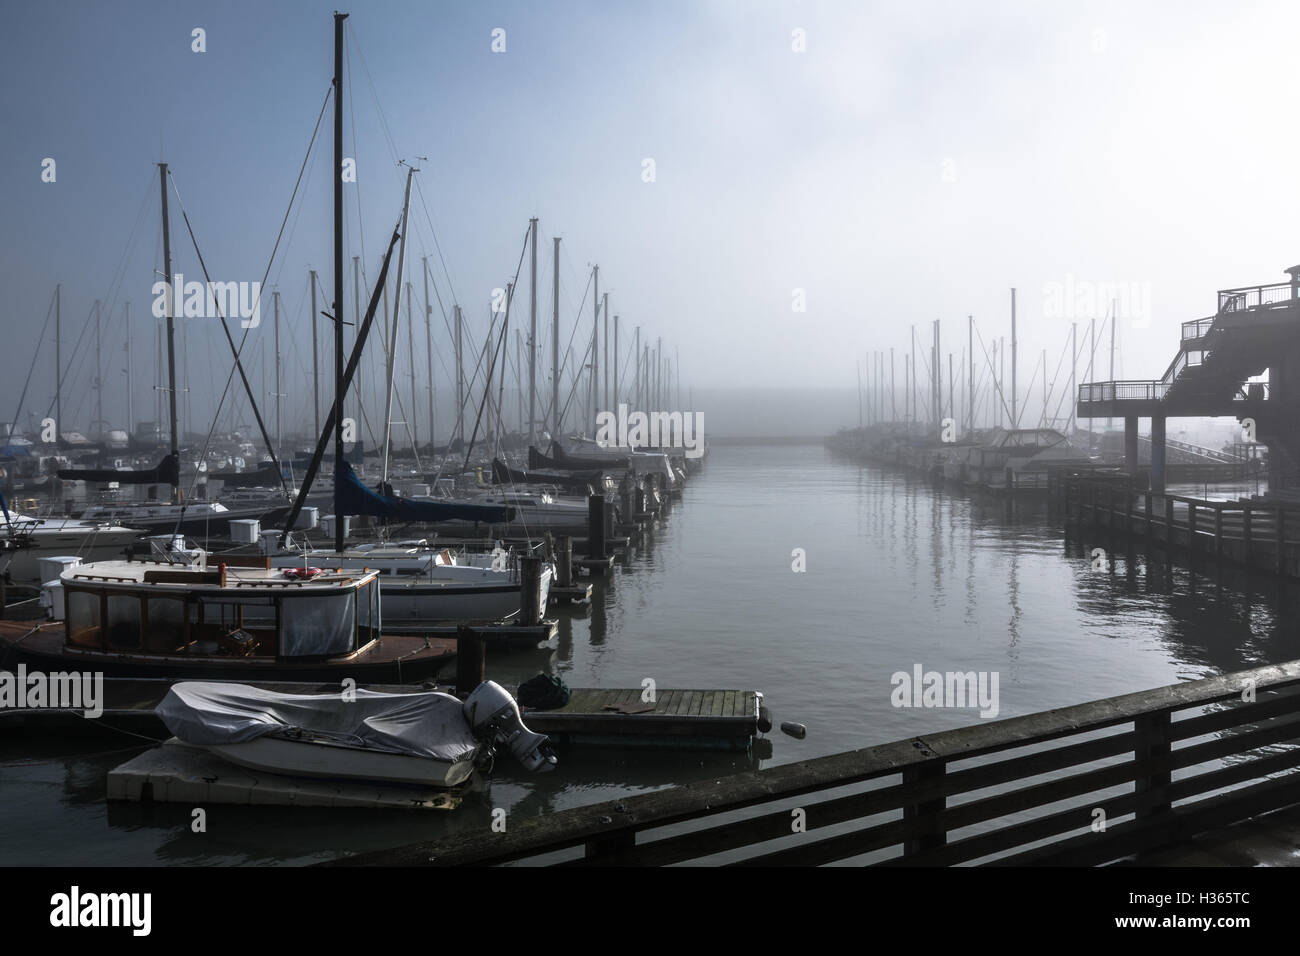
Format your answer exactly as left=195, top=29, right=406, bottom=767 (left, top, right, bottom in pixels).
left=780, top=721, right=807, bottom=740
left=757, top=704, right=773, bottom=734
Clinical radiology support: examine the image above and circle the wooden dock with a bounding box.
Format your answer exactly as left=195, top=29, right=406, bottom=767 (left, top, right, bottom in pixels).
left=108, top=740, right=461, bottom=810
left=3, top=677, right=763, bottom=753
left=326, top=660, right=1300, bottom=866
left=520, top=688, right=761, bottom=751
left=1060, top=474, right=1300, bottom=578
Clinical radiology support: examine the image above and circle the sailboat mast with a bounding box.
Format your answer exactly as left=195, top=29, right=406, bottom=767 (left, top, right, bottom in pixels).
left=591, top=265, right=599, bottom=429
left=158, top=162, right=179, bottom=500
left=407, top=280, right=417, bottom=451
left=603, top=293, right=609, bottom=415
left=381, top=163, right=417, bottom=483
left=1010, top=287, right=1018, bottom=429
left=332, top=11, right=348, bottom=551
left=613, top=315, right=620, bottom=411
left=311, top=269, right=319, bottom=438
left=94, top=299, right=102, bottom=438
left=422, top=257, right=434, bottom=451
left=54, top=283, right=61, bottom=450
left=528, top=216, right=538, bottom=446
left=551, top=237, right=560, bottom=436
left=273, top=290, right=282, bottom=455
left=454, top=304, right=463, bottom=443
left=125, top=301, right=133, bottom=441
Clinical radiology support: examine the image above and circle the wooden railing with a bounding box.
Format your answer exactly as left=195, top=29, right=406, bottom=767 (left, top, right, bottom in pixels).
left=325, top=660, right=1300, bottom=867
left=1061, top=475, right=1300, bottom=575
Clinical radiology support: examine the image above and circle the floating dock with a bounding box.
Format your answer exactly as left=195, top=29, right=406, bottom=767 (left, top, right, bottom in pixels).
left=108, top=740, right=461, bottom=810
left=519, top=688, right=762, bottom=751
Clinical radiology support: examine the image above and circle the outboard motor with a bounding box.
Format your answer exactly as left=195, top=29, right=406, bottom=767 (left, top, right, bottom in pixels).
left=463, top=680, right=557, bottom=772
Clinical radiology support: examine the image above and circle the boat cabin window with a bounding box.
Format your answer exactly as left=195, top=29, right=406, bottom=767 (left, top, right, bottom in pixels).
left=280, top=592, right=356, bottom=657
left=143, top=597, right=186, bottom=652
left=66, top=588, right=102, bottom=648
left=357, top=577, right=380, bottom=646
left=105, top=595, right=142, bottom=649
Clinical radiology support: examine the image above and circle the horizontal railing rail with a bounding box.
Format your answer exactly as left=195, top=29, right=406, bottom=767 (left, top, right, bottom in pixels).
left=1077, top=381, right=1168, bottom=404
left=1218, top=281, right=1294, bottom=314
left=326, top=658, right=1300, bottom=867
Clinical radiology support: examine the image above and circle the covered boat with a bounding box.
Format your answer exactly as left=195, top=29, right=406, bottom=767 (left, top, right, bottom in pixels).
left=157, top=679, right=556, bottom=788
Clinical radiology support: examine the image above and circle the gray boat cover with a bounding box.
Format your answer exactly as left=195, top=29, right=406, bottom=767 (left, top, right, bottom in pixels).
left=157, top=682, right=480, bottom=761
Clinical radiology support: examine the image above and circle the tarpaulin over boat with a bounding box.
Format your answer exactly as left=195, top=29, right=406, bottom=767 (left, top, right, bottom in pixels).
left=334, top=460, right=512, bottom=522
left=57, top=453, right=179, bottom=486
left=157, top=681, right=481, bottom=761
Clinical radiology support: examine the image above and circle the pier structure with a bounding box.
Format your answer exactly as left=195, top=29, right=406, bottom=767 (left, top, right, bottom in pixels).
left=327, top=661, right=1300, bottom=866
left=1077, top=268, right=1300, bottom=495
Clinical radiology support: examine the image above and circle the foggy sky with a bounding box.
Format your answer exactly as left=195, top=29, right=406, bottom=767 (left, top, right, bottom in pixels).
left=3, top=0, right=1298, bottom=440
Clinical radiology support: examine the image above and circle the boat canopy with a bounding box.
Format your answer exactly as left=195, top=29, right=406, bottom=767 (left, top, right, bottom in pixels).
left=157, top=681, right=480, bottom=761
left=334, top=460, right=511, bottom=523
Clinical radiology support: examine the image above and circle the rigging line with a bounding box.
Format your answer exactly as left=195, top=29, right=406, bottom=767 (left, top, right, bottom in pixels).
left=11, top=287, right=57, bottom=432
left=460, top=230, right=530, bottom=472
left=167, top=174, right=287, bottom=500
left=165, top=85, right=329, bottom=486
left=972, top=324, right=1014, bottom=425
left=346, top=36, right=369, bottom=300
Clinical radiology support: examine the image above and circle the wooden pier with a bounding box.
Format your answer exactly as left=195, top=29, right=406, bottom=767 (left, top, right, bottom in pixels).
left=327, top=660, right=1300, bottom=866
left=519, top=688, right=761, bottom=751
left=1059, top=474, right=1300, bottom=578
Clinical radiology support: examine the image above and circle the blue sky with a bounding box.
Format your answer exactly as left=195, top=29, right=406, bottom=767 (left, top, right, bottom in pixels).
left=4, top=0, right=1300, bottom=440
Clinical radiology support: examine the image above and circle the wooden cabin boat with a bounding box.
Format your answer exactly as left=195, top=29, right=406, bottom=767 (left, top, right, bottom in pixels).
left=0, top=555, right=455, bottom=681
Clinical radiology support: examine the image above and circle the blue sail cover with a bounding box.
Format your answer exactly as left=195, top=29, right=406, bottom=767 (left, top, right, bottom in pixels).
left=334, top=461, right=512, bottom=523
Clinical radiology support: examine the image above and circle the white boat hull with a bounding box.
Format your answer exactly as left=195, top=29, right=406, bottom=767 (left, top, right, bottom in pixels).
left=207, top=735, right=479, bottom=788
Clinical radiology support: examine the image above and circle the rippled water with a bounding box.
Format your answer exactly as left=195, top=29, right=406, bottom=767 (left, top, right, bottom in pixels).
left=4, top=443, right=1299, bottom=864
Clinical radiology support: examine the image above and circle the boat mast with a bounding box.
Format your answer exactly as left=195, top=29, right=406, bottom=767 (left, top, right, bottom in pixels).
left=1010, top=287, right=1018, bottom=429
left=125, top=301, right=133, bottom=441
left=381, top=162, right=418, bottom=485
left=603, top=292, right=609, bottom=415
left=54, top=283, right=61, bottom=450
left=591, top=265, right=599, bottom=433
left=311, top=269, right=319, bottom=438
left=332, top=11, right=348, bottom=551
left=528, top=216, right=538, bottom=446
left=454, top=304, right=463, bottom=443
left=273, top=289, right=282, bottom=455
left=158, top=162, right=179, bottom=502
left=551, top=237, right=560, bottom=436
left=94, top=299, right=102, bottom=439
left=422, top=257, right=434, bottom=452
left=407, top=280, right=417, bottom=452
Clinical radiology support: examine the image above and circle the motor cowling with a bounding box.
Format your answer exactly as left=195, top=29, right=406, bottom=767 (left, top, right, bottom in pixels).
left=463, top=680, right=557, bottom=772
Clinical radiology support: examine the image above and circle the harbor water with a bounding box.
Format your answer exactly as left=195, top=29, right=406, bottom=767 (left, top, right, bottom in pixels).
left=3, top=442, right=1299, bottom=865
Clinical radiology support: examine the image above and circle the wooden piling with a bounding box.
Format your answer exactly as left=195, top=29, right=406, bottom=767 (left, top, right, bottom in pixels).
left=587, top=494, right=606, bottom=558
left=555, top=535, right=574, bottom=588
left=455, top=625, right=485, bottom=696
left=519, top=555, right=543, bottom=627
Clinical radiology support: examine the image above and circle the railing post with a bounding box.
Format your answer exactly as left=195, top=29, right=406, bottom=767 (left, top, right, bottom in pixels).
left=1243, top=506, right=1252, bottom=563
left=1187, top=501, right=1196, bottom=555
left=1278, top=509, right=1287, bottom=576
left=902, top=762, right=948, bottom=856
left=1134, top=711, right=1172, bottom=820
left=1144, top=491, right=1153, bottom=538
left=1214, top=506, right=1223, bottom=562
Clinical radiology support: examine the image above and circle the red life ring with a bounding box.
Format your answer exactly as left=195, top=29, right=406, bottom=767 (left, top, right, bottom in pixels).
left=282, top=566, right=324, bottom=579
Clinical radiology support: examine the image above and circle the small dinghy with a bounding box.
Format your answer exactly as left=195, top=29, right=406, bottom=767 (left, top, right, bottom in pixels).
left=157, top=680, right=556, bottom=788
